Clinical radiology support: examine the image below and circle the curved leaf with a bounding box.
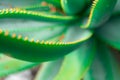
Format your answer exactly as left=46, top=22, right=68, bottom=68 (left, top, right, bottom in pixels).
left=0, top=17, right=92, bottom=62
left=45, top=0, right=61, bottom=8
left=114, top=0, right=120, bottom=13
left=0, top=54, right=39, bottom=77
left=54, top=39, right=96, bottom=80
left=61, top=0, right=87, bottom=15
left=81, top=0, right=117, bottom=28
left=96, top=15, right=120, bottom=50
left=84, top=42, right=120, bottom=80
left=34, top=59, right=63, bottom=80
left=0, top=19, right=67, bottom=41
left=0, top=0, right=42, bottom=9
left=0, top=8, right=78, bottom=22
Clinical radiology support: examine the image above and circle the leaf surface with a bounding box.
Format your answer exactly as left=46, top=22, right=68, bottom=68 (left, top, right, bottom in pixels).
left=0, top=54, right=39, bottom=77
left=96, top=15, right=120, bottom=50
left=54, top=39, right=96, bottom=80
left=84, top=42, right=120, bottom=80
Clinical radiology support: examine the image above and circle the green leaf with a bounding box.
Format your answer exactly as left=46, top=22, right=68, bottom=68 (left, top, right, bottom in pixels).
left=0, top=19, right=67, bottom=41
left=54, top=39, right=96, bottom=80
left=34, top=59, right=63, bottom=80
left=81, top=0, right=117, bottom=28
left=96, top=15, right=120, bottom=50
left=0, top=54, right=39, bottom=77
left=114, top=0, right=120, bottom=13
left=61, top=0, right=87, bottom=15
left=45, top=0, right=61, bottom=8
left=0, top=8, right=78, bottom=22
left=0, top=0, right=42, bottom=9
left=34, top=26, right=93, bottom=79
left=0, top=0, right=62, bottom=15
left=84, top=42, right=120, bottom=80
left=34, top=39, right=95, bottom=80
left=0, top=17, right=92, bottom=62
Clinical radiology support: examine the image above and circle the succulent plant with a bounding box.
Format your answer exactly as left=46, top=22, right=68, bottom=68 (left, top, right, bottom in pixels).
left=0, top=0, right=120, bottom=80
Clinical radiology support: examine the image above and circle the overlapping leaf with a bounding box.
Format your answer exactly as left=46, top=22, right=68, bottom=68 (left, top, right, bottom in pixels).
left=0, top=54, right=39, bottom=77
left=84, top=42, right=120, bottom=80
left=33, top=39, right=96, bottom=80
left=96, top=14, right=120, bottom=50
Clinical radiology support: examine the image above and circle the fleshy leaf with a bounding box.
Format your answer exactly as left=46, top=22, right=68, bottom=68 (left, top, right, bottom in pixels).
left=0, top=0, right=42, bottom=9
left=33, top=39, right=96, bottom=80
left=54, top=39, right=96, bottom=80
left=0, top=17, right=92, bottom=62
left=61, top=0, right=87, bottom=15
left=0, top=8, right=78, bottom=22
left=45, top=0, right=61, bottom=8
left=34, top=59, right=63, bottom=80
left=0, top=19, right=67, bottom=41
left=0, top=54, right=39, bottom=77
left=84, top=42, right=120, bottom=80
left=96, top=15, right=120, bottom=50
left=114, top=0, right=120, bottom=13
left=81, top=0, right=117, bottom=28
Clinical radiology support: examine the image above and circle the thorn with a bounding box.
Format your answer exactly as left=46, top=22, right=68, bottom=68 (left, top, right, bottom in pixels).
left=5, top=9, right=9, bottom=14
left=64, top=42, right=67, bottom=45
left=56, top=42, right=60, bottom=45
left=0, top=29, right=2, bottom=34
left=45, top=41, right=49, bottom=44
left=59, top=42, right=63, bottom=45
left=19, top=10, right=24, bottom=13
left=36, top=40, right=39, bottom=43
left=30, top=38, right=34, bottom=42
left=40, top=40, right=44, bottom=44
left=24, top=37, right=28, bottom=41
left=27, top=11, right=32, bottom=14
left=48, top=41, right=52, bottom=44
left=4, top=30, right=9, bottom=36
left=52, top=41, right=56, bottom=44
left=18, top=35, right=22, bottom=39
left=12, top=33, right=16, bottom=38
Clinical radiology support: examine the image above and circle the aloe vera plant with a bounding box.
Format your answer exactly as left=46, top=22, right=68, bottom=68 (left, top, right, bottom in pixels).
left=0, top=0, right=120, bottom=80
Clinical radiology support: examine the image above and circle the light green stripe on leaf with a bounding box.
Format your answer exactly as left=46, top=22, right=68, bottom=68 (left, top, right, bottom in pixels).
left=0, top=21, right=92, bottom=62
left=81, top=0, right=117, bottom=28
left=34, top=59, right=63, bottom=80
left=0, top=8, right=78, bottom=22
left=54, top=39, right=96, bottom=80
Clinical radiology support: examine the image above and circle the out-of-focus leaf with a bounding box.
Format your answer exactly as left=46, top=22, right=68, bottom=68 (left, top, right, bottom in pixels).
left=84, top=42, right=120, bottom=80
left=54, top=39, right=96, bottom=80
left=34, top=59, right=63, bottom=80
left=96, top=15, right=120, bottom=50
left=0, top=54, right=39, bottom=77
left=46, top=0, right=61, bottom=8
left=114, top=0, right=120, bottom=13
left=0, top=0, right=42, bottom=9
